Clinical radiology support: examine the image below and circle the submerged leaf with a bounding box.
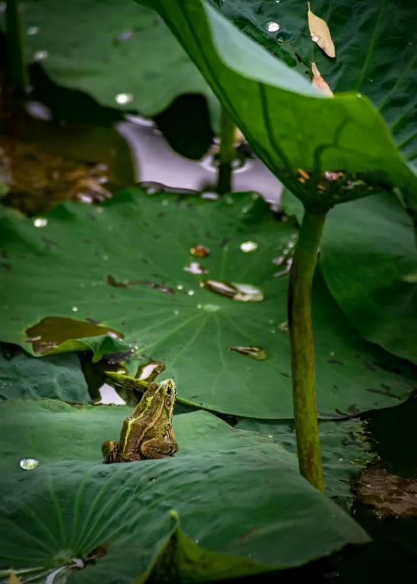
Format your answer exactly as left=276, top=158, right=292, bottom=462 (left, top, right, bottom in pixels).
left=307, top=2, right=336, bottom=58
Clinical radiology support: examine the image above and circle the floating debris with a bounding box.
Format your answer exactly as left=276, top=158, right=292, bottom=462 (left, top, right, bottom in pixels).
left=358, top=468, right=417, bottom=518
left=240, top=241, right=258, bottom=253
left=20, top=458, right=39, bottom=471
left=107, top=275, right=175, bottom=295
left=190, top=244, right=210, bottom=258
left=229, top=346, right=268, bottom=360
left=183, top=262, right=208, bottom=275
left=202, top=280, right=264, bottom=302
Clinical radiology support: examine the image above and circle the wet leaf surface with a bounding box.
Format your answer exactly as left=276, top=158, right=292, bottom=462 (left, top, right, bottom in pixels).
left=0, top=345, right=90, bottom=402
left=0, top=189, right=415, bottom=418
left=0, top=0, right=218, bottom=121
left=236, top=418, right=373, bottom=503
left=320, top=193, right=417, bottom=365
left=0, top=400, right=369, bottom=583
left=215, top=0, right=417, bottom=183
left=137, top=0, right=417, bottom=212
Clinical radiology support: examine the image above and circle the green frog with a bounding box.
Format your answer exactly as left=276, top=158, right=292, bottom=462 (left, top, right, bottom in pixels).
left=102, top=378, right=178, bottom=463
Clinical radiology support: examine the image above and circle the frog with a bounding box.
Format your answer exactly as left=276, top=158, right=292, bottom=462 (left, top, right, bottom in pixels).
left=102, top=378, right=178, bottom=463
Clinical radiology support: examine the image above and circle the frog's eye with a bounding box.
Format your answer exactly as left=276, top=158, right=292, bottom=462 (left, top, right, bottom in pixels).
left=166, top=386, right=172, bottom=396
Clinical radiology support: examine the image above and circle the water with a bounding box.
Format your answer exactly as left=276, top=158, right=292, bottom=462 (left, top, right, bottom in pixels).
left=240, top=241, right=258, bottom=253
left=116, top=118, right=282, bottom=204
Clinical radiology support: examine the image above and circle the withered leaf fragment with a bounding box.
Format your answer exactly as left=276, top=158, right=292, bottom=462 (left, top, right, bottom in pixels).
left=311, top=62, right=334, bottom=97
left=307, top=2, right=336, bottom=58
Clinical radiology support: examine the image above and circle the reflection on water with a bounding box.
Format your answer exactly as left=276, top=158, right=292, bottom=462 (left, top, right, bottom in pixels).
left=117, top=116, right=282, bottom=204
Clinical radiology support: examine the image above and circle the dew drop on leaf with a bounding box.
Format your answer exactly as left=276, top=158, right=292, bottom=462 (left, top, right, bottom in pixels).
left=115, top=93, right=134, bottom=105
left=240, top=241, right=258, bottom=253
left=33, top=50, right=48, bottom=62
left=183, top=262, right=208, bottom=275
left=27, top=26, right=40, bottom=35
left=266, top=21, right=280, bottom=33
left=20, top=458, right=39, bottom=470
left=33, top=217, right=48, bottom=228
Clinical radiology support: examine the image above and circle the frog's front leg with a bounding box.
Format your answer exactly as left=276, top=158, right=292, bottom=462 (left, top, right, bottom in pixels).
left=140, top=434, right=179, bottom=459
left=102, top=440, right=121, bottom=464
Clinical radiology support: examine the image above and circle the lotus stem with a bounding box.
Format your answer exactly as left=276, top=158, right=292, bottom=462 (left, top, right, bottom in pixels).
left=216, top=105, right=236, bottom=194
left=288, top=208, right=327, bottom=492
left=5, top=0, right=29, bottom=92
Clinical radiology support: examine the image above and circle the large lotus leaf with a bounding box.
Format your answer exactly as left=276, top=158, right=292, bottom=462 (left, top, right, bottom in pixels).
left=0, top=0, right=216, bottom=120
left=319, top=193, right=417, bottom=365
left=136, top=0, right=417, bottom=211
left=0, top=400, right=369, bottom=582
left=236, top=418, right=372, bottom=504
left=0, top=189, right=416, bottom=418
left=216, top=0, right=417, bottom=173
left=0, top=345, right=89, bottom=402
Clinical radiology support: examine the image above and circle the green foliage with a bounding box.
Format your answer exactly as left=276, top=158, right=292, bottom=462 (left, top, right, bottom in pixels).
left=216, top=0, right=417, bottom=173
left=236, top=418, right=373, bottom=503
left=0, top=401, right=369, bottom=582
left=0, top=190, right=414, bottom=418
left=136, top=0, right=417, bottom=211
left=320, top=194, right=417, bottom=365
left=0, top=345, right=89, bottom=402
left=0, top=0, right=217, bottom=119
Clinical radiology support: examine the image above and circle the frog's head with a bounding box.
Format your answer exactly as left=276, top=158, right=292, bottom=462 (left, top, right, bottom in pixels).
left=156, top=378, right=177, bottom=416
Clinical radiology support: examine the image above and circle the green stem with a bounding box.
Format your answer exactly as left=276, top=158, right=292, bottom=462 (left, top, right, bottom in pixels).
left=216, top=105, right=236, bottom=194
left=288, top=208, right=327, bottom=492
left=5, top=0, right=29, bottom=92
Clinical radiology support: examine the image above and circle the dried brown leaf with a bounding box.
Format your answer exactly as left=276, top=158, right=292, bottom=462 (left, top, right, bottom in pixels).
left=307, top=2, right=336, bottom=58
left=358, top=468, right=417, bottom=518
left=311, top=62, right=334, bottom=97
left=9, top=574, right=23, bottom=584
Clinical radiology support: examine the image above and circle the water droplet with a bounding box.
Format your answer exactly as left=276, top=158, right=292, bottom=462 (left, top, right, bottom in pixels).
left=115, top=93, right=134, bottom=105
left=190, top=245, right=210, bottom=258
left=202, top=280, right=264, bottom=302
left=266, top=21, right=280, bottom=32
left=229, top=346, right=268, bottom=360
left=27, top=26, right=39, bottom=35
left=174, top=310, right=179, bottom=315
left=72, top=306, right=79, bottom=312
left=187, top=290, right=195, bottom=296
left=33, top=217, right=48, bottom=228
left=116, top=30, right=134, bottom=42
left=25, top=100, right=52, bottom=121
left=184, top=262, right=209, bottom=275
left=311, top=34, right=320, bottom=43
left=162, top=199, right=169, bottom=207
left=33, top=50, right=48, bottom=62
left=20, top=458, right=39, bottom=470
left=201, top=304, right=220, bottom=312
left=177, top=285, right=184, bottom=291
left=240, top=241, right=258, bottom=253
